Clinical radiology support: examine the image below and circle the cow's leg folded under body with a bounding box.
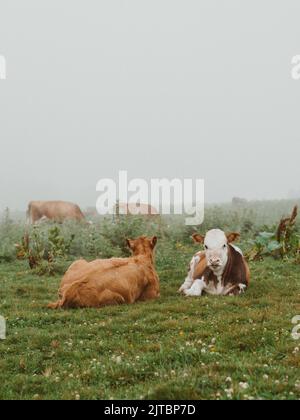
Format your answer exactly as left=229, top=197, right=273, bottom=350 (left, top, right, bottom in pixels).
left=95, top=289, right=126, bottom=306
left=139, top=284, right=160, bottom=301
left=225, top=283, right=247, bottom=296
left=48, top=280, right=126, bottom=309
left=184, top=278, right=206, bottom=296
left=178, top=255, right=201, bottom=293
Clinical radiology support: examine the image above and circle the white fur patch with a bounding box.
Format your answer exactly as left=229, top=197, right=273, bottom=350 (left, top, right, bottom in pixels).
left=184, top=278, right=206, bottom=296
left=178, top=255, right=200, bottom=293
left=204, top=229, right=227, bottom=249
left=204, top=229, right=229, bottom=272
left=238, top=283, right=247, bottom=293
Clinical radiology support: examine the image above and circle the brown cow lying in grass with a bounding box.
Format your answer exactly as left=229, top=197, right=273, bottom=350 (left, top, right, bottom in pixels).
left=48, top=236, right=160, bottom=309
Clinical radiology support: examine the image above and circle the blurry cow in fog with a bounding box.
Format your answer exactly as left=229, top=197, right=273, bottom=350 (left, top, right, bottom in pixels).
left=27, top=201, right=85, bottom=224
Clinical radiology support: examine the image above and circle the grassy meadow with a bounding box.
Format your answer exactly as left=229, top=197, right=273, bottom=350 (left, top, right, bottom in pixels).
left=0, top=200, right=299, bottom=400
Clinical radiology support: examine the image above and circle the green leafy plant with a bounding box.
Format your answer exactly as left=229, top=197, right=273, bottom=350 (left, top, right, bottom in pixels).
left=47, top=226, right=75, bottom=259
left=16, top=225, right=74, bottom=275
left=276, top=205, right=298, bottom=257
left=246, top=206, right=299, bottom=261
left=245, top=231, right=282, bottom=261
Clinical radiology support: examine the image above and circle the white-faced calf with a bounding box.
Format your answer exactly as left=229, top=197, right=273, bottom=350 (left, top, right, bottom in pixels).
left=181, top=229, right=250, bottom=297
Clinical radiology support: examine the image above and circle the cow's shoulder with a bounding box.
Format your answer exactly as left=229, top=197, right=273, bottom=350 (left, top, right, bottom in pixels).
left=192, top=252, right=207, bottom=280
left=223, top=245, right=247, bottom=285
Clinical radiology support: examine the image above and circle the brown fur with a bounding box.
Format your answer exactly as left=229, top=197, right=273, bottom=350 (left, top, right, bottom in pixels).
left=27, top=201, right=85, bottom=224
left=192, top=251, right=207, bottom=280
left=48, top=236, right=160, bottom=309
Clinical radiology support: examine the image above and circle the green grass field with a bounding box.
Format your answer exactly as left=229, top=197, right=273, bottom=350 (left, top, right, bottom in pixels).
left=0, top=257, right=299, bottom=400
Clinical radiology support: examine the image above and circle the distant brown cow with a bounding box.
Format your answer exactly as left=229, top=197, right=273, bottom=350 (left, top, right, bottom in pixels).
left=48, top=236, right=160, bottom=309
left=27, top=201, right=85, bottom=224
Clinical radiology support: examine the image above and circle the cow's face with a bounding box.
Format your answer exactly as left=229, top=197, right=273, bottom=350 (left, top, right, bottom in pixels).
left=192, top=229, right=240, bottom=273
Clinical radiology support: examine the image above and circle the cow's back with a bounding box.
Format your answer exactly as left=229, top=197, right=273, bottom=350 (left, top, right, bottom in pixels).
left=59, top=256, right=159, bottom=304
left=60, top=258, right=130, bottom=292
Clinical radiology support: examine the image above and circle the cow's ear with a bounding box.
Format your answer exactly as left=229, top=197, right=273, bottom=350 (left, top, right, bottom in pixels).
left=192, top=233, right=205, bottom=244
left=226, top=232, right=240, bottom=243
left=126, top=239, right=135, bottom=250
left=150, top=236, right=158, bottom=249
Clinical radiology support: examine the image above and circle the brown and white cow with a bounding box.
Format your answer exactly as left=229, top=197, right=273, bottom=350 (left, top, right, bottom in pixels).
left=179, top=229, right=250, bottom=297
left=48, top=236, right=160, bottom=309
left=27, top=201, right=85, bottom=224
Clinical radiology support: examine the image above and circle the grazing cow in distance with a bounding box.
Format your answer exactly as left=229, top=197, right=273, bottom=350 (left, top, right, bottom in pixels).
left=180, top=229, right=250, bottom=297
left=48, top=236, right=160, bottom=309
left=27, top=201, right=85, bottom=224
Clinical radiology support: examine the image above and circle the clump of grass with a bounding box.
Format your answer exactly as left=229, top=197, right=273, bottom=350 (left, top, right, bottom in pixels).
left=0, top=209, right=24, bottom=262
left=0, top=258, right=299, bottom=400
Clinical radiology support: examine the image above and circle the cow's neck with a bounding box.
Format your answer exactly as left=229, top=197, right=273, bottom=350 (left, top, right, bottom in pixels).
left=135, top=253, right=155, bottom=266
left=210, top=266, right=225, bottom=285
left=209, top=248, right=231, bottom=285
left=211, top=266, right=225, bottom=278
left=221, top=246, right=233, bottom=285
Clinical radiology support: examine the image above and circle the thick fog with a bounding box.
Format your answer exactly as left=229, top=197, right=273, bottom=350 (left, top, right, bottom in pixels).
left=0, top=1, right=299, bottom=211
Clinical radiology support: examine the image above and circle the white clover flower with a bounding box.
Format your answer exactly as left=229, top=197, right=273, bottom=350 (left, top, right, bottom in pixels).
left=239, top=382, right=249, bottom=390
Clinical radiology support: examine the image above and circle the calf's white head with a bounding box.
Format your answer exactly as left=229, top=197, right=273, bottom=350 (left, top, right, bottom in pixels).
left=192, top=229, right=240, bottom=273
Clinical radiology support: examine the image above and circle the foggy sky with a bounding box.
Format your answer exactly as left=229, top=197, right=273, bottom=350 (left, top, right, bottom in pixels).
left=0, top=0, right=300, bottom=211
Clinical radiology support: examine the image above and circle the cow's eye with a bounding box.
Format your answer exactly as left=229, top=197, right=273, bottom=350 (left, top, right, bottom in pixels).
left=223, top=244, right=227, bottom=249
left=204, top=245, right=208, bottom=250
